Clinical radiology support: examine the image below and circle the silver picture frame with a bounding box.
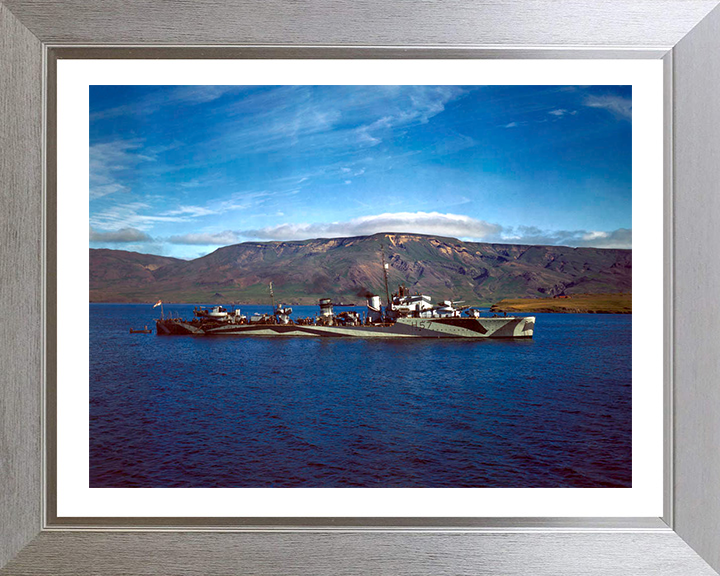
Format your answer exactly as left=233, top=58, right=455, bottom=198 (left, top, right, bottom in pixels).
left=2, top=1, right=720, bottom=574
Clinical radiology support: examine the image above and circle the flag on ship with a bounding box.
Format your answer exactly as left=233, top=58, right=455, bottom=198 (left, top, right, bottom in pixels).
left=153, top=300, right=162, bottom=308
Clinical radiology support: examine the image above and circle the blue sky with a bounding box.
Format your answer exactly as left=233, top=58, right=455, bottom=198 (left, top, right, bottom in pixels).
left=89, top=85, right=632, bottom=259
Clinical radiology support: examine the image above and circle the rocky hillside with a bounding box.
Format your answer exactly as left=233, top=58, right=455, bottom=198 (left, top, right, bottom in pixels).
left=90, top=233, right=631, bottom=305
left=90, top=250, right=182, bottom=302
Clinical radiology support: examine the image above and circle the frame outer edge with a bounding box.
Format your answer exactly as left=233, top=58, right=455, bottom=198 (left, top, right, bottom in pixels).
left=1, top=0, right=719, bottom=47
left=2, top=0, right=720, bottom=574
left=2, top=531, right=720, bottom=576
left=671, top=3, right=720, bottom=574
left=0, top=2, right=43, bottom=570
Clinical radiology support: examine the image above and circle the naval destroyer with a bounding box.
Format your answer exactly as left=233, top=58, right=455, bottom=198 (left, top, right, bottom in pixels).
left=155, top=282, right=535, bottom=339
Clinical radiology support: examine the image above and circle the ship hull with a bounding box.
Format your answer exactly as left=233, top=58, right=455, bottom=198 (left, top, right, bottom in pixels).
left=156, top=316, right=535, bottom=339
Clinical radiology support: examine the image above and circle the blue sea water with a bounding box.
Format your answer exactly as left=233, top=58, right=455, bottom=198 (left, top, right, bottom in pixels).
left=89, top=303, right=631, bottom=488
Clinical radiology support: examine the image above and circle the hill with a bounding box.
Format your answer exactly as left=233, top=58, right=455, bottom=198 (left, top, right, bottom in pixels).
left=490, top=293, right=632, bottom=314
left=90, top=250, right=183, bottom=303
left=89, top=233, right=631, bottom=305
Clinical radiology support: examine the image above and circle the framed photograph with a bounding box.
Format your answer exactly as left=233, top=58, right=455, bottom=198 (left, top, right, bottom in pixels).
left=2, top=1, right=720, bottom=575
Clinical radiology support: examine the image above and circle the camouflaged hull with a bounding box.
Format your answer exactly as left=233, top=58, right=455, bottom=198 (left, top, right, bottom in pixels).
left=156, top=316, right=535, bottom=338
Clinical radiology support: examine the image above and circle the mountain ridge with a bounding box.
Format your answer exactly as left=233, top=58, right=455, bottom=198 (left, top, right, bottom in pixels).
left=89, top=232, right=631, bottom=305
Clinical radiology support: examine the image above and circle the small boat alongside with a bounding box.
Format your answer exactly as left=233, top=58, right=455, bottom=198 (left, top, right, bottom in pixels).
left=130, top=325, right=152, bottom=334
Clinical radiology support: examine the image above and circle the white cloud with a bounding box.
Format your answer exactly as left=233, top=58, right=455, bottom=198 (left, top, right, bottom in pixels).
left=155, top=190, right=277, bottom=223
left=89, top=138, right=182, bottom=201
left=547, top=109, right=577, bottom=119
left=167, top=212, right=502, bottom=245
left=168, top=231, right=243, bottom=245
left=162, top=205, right=219, bottom=217
left=91, top=86, right=241, bottom=121
left=584, top=94, right=632, bottom=119
left=579, top=228, right=631, bottom=248
left=346, top=86, right=468, bottom=149
left=164, top=213, right=631, bottom=250
left=502, top=226, right=632, bottom=249
left=151, top=218, right=633, bottom=253
left=91, top=201, right=190, bottom=231
left=89, top=226, right=153, bottom=243
left=179, top=178, right=210, bottom=189
left=90, top=139, right=144, bottom=200
left=339, top=166, right=367, bottom=177
left=582, top=231, right=609, bottom=241
left=503, top=122, right=518, bottom=128
left=433, top=133, right=476, bottom=155
left=240, top=212, right=502, bottom=242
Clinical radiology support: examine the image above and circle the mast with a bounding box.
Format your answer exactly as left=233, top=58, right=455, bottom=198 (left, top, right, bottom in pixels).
left=380, top=246, right=391, bottom=310
left=269, top=281, right=275, bottom=309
